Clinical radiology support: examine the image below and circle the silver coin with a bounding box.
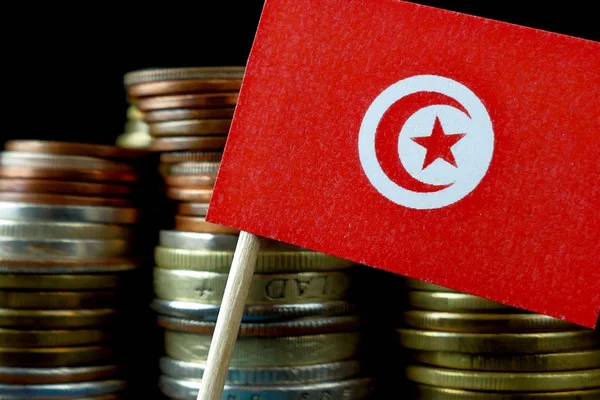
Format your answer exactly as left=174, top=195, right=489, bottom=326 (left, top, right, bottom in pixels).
left=0, top=262, right=137, bottom=275
left=159, top=230, right=299, bottom=251
left=0, top=152, right=135, bottom=171
left=0, top=239, right=131, bottom=259
left=151, top=299, right=356, bottom=322
left=0, top=379, right=126, bottom=398
left=0, top=220, right=134, bottom=240
left=159, top=376, right=373, bottom=400
left=159, top=358, right=362, bottom=384
left=0, top=203, right=140, bottom=224
left=168, top=161, right=220, bottom=175
left=0, top=365, right=119, bottom=384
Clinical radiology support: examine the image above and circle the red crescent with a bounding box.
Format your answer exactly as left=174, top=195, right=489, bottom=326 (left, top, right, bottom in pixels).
left=375, top=91, right=470, bottom=193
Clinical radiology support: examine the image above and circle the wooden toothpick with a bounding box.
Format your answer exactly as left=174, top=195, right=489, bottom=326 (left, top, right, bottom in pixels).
left=195, top=231, right=261, bottom=400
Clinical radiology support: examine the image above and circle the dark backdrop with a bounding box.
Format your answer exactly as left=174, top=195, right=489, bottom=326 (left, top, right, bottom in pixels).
left=2, top=1, right=597, bottom=146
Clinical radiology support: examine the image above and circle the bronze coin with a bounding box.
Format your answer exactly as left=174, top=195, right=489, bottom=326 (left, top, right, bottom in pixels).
left=177, top=203, right=209, bottom=216
left=136, top=93, right=239, bottom=111
left=128, top=79, right=243, bottom=98
left=149, top=119, right=232, bottom=137
left=5, top=141, right=148, bottom=159
left=0, top=179, right=132, bottom=196
left=166, top=187, right=212, bottom=202
left=164, top=175, right=216, bottom=188
left=0, top=192, right=132, bottom=207
left=150, top=137, right=228, bottom=152
left=160, top=151, right=223, bottom=164
left=144, top=108, right=236, bottom=122
left=124, top=67, right=245, bottom=86
left=174, top=216, right=239, bottom=234
left=0, top=166, right=138, bottom=183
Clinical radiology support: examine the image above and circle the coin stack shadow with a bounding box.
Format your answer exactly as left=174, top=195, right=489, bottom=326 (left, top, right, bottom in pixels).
left=123, top=67, right=374, bottom=399
left=0, top=141, right=148, bottom=399
left=397, top=278, right=600, bottom=399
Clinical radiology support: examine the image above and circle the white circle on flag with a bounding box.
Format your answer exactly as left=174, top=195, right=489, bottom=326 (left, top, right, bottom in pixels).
left=358, top=75, right=494, bottom=209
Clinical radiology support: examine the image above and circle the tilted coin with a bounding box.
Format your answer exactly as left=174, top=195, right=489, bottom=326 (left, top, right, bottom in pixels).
left=5, top=140, right=147, bottom=159
left=165, top=331, right=361, bottom=367
left=0, top=365, right=119, bottom=384
left=149, top=120, right=232, bottom=136
left=0, top=179, right=133, bottom=196
left=410, top=384, right=600, bottom=400
left=146, top=109, right=235, bottom=123
left=0, top=152, right=136, bottom=171
left=151, top=299, right=356, bottom=322
left=159, top=376, right=373, bottom=400
left=404, top=278, right=458, bottom=292
left=124, top=67, right=245, bottom=86
left=174, top=216, right=238, bottom=234
left=0, top=166, right=139, bottom=183
left=397, top=329, right=600, bottom=353
left=160, top=151, right=224, bottom=163
left=0, top=260, right=137, bottom=274
left=154, top=247, right=354, bottom=273
left=0, top=192, right=132, bottom=207
left=407, top=291, right=512, bottom=312
left=167, top=188, right=212, bottom=203
left=163, top=161, right=220, bottom=175
left=0, top=203, right=140, bottom=224
left=136, top=93, right=239, bottom=111
left=411, top=349, right=600, bottom=371
left=0, top=345, right=113, bottom=367
left=0, top=328, right=108, bottom=347
left=154, top=269, right=352, bottom=305
left=0, top=379, right=126, bottom=398
left=402, top=311, right=580, bottom=332
left=177, top=203, right=209, bottom=216
left=0, top=238, right=131, bottom=259
left=0, top=220, right=133, bottom=240
left=0, top=291, right=116, bottom=309
left=157, top=315, right=362, bottom=337
left=159, top=358, right=361, bottom=384
left=0, top=274, right=119, bottom=290
left=0, top=309, right=115, bottom=328
left=150, top=137, right=228, bottom=152
left=405, top=365, right=600, bottom=392
left=128, top=79, right=242, bottom=98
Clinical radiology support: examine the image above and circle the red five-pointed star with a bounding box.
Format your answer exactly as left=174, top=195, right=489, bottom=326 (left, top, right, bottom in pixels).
left=411, top=117, right=466, bottom=169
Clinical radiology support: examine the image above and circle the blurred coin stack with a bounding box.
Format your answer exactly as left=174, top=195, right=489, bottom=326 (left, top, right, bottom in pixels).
left=0, top=140, right=147, bottom=399
left=397, top=278, right=600, bottom=399
left=151, top=231, right=373, bottom=399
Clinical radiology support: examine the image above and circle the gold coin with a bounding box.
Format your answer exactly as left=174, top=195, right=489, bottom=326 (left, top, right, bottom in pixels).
left=397, top=329, right=600, bottom=353
left=0, top=309, right=114, bottom=328
left=0, top=274, right=119, bottom=290
left=410, top=384, right=600, bottom=399
left=0, top=291, right=116, bottom=309
left=406, top=365, right=600, bottom=391
left=408, top=291, right=512, bottom=312
left=154, top=269, right=352, bottom=305
left=0, top=346, right=113, bottom=367
left=165, top=331, right=360, bottom=367
left=411, top=349, right=600, bottom=371
left=0, top=328, right=108, bottom=347
left=405, top=278, right=457, bottom=292
left=402, top=311, right=579, bottom=332
left=154, top=247, right=354, bottom=273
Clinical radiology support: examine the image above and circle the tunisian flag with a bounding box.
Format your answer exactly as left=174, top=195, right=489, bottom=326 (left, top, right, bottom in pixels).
left=207, top=0, right=600, bottom=327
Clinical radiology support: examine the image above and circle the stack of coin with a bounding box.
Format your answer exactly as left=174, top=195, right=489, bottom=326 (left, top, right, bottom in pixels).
left=152, top=231, right=374, bottom=399
left=398, top=278, right=600, bottom=399
left=0, top=140, right=147, bottom=398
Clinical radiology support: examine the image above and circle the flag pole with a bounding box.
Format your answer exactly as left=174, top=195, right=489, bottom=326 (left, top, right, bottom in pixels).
left=195, top=231, right=261, bottom=400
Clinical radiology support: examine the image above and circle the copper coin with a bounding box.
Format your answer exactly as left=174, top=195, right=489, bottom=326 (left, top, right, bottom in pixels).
left=166, top=187, right=212, bottom=202
left=164, top=175, right=216, bottom=188
left=177, top=203, right=209, bottom=216
left=0, top=179, right=132, bottom=196
left=160, top=151, right=223, bottom=164
left=150, top=137, right=228, bottom=152
left=136, top=93, right=239, bottom=111
left=128, top=79, right=243, bottom=98
left=174, top=216, right=238, bottom=234
left=149, top=119, right=232, bottom=137
left=123, top=67, right=245, bottom=86
left=0, top=192, right=132, bottom=207
left=5, top=141, right=148, bottom=159
left=0, top=166, right=138, bottom=183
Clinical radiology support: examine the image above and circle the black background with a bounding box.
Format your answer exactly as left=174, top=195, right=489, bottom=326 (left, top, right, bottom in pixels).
left=2, top=1, right=597, bottom=146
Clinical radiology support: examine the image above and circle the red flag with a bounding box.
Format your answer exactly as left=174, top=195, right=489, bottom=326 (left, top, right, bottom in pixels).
left=207, top=0, right=600, bottom=327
